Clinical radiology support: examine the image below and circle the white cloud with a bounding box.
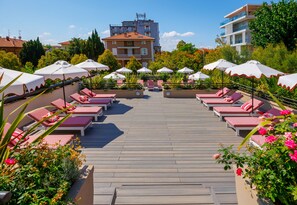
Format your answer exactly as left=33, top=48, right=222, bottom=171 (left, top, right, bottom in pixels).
left=68, top=25, right=76, bottom=29
left=87, top=31, right=92, bottom=35
left=38, top=32, right=51, bottom=38
left=40, top=38, right=58, bottom=45
left=101, top=29, right=110, bottom=36
left=162, top=31, right=195, bottom=38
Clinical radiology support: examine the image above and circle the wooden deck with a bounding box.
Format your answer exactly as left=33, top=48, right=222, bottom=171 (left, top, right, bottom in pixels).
left=80, top=91, right=244, bottom=205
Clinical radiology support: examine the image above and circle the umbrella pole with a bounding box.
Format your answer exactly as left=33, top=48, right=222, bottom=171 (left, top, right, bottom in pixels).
left=221, top=70, right=224, bottom=92
left=63, top=74, right=67, bottom=108
left=251, top=78, right=254, bottom=113
left=89, top=74, right=93, bottom=93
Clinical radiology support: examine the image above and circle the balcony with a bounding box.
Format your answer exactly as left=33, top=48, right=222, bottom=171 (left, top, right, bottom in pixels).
left=220, top=32, right=225, bottom=36
left=233, top=25, right=249, bottom=33
left=220, top=12, right=247, bottom=26
left=116, top=54, right=141, bottom=58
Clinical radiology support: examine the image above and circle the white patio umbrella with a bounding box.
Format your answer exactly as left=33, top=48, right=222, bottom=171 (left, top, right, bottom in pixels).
left=0, top=66, right=45, bottom=96
left=225, top=60, right=284, bottom=112
left=34, top=60, right=88, bottom=107
left=188, top=72, right=209, bottom=81
left=203, top=59, right=237, bottom=91
left=116, top=67, right=133, bottom=74
left=103, top=72, right=126, bottom=80
left=76, top=59, right=109, bottom=92
left=277, top=73, right=297, bottom=91
left=137, top=67, right=152, bottom=73
left=177, top=67, right=194, bottom=74
left=157, top=67, right=173, bottom=73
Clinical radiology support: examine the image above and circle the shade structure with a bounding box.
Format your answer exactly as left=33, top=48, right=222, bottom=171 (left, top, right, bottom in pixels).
left=103, top=72, right=126, bottom=80
left=137, top=67, right=152, bottom=73
left=188, top=72, right=209, bottom=81
left=177, top=67, right=194, bottom=74
left=203, top=59, right=237, bottom=91
left=0, top=66, right=45, bottom=96
left=34, top=60, right=89, bottom=107
left=76, top=59, right=109, bottom=72
left=116, top=67, right=133, bottom=74
left=157, top=67, right=173, bottom=73
left=225, top=60, right=284, bottom=112
left=277, top=73, right=297, bottom=91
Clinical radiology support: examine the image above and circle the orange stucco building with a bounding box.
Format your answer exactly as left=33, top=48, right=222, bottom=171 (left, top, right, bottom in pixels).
left=0, top=36, right=25, bottom=56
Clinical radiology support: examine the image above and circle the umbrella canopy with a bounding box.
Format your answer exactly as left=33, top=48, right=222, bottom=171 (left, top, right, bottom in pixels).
left=103, top=72, right=126, bottom=80
left=188, top=72, right=209, bottom=80
left=0, top=67, right=45, bottom=96
left=34, top=60, right=89, bottom=80
left=177, top=67, right=194, bottom=74
left=157, top=67, right=173, bottom=73
left=277, top=73, right=297, bottom=91
left=76, top=59, right=109, bottom=72
left=137, top=67, right=152, bottom=73
left=225, top=60, right=284, bottom=112
left=203, top=59, right=236, bottom=71
left=225, top=60, right=283, bottom=78
left=116, top=67, right=133, bottom=74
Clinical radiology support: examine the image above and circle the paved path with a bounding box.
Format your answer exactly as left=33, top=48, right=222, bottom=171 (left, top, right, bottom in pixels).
left=81, top=91, right=243, bottom=205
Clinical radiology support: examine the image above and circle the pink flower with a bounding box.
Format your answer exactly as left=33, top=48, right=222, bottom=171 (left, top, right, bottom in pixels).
left=212, top=153, right=221, bottom=160
left=280, top=110, right=292, bottom=115
left=267, top=126, right=274, bottom=131
left=289, top=150, right=297, bottom=162
left=4, top=158, right=16, bottom=166
left=258, top=127, right=267, bottom=135
left=285, top=140, right=297, bottom=149
left=236, top=168, right=243, bottom=176
left=265, top=135, right=278, bottom=144
left=285, top=132, right=293, bottom=139
left=293, top=123, right=297, bottom=128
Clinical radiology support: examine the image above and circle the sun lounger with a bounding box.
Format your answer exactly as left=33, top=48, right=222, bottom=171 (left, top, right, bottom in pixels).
left=224, top=108, right=280, bottom=135
left=147, top=80, right=154, bottom=91
left=70, top=93, right=112, bottom=110
left=80, top=88, right=116, bottom=102
left=4, top=122, right=73, bottom=148
left=27, top=108, right=93, bottom=136
left=250, top=135, right=266, bottom=148
left=51, top=98, right=103, bottom=121
left=213, top=99, right=264, bottom=120
left=196, top=87, right=231, bottom=102
left=137, top=79, right=144, bottom=86
left=201, top=92, right=243, bottom=110
left=157, top=80, right=163, bottom=90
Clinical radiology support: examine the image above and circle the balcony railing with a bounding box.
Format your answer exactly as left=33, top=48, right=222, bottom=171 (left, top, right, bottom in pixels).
left=116, top=54, right=141, bottom=58
left=220, top=12, right=247, bottom=26
left=233, top=25, right=249, bottom=32
left=220, top=32, right=225, bottom=36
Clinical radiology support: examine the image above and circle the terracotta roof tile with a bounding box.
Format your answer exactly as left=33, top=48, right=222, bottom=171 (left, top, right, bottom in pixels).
left=59, top=41, right=71, bottom=45
left=103, top=32, right=154, bottom=41
left=0, top=37, right=25, bottom=48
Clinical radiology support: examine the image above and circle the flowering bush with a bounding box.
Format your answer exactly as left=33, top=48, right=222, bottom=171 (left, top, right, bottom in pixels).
left=0, top=142, right=85, bottom=204
left=215, top=110, right=297, bottom=205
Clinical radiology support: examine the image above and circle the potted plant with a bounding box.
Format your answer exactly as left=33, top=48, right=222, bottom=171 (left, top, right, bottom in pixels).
left=214, top=95, right=297, bottom=204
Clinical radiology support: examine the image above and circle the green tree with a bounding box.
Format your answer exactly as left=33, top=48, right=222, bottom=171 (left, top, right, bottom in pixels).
left=21, top=62, right=34, bottom=73
left=0, top=50, right=21, bottom=70
left=37, top=49, right=70, bottom=68
left=19, top=37, right=45, bottom=68
left=97, top=49, right=120, bottom=71
left=204, top=49, right=222, bottom=64
left=68, top=38, right=86, bottom=57
left=70, top=54, right=88, bottom=65
left=86, top=29, right=105, bottom=60
left=126, top=56, right=142, bottom=72
left=249, top=0, right=297, bottom=50
left=176, top=40, right=197, bottom=54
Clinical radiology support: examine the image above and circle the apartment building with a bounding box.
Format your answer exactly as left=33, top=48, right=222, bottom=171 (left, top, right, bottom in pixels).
left=110, top=13, right=161, bottom=53
left=0, top=36, right=25, bottom=56
left=102, top=32, right=154, bottom=67
left=220, top=4, right=262, bottom=53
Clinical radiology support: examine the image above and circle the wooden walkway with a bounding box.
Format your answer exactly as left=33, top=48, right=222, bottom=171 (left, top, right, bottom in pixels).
left=80, top=91, right=243, bottom=205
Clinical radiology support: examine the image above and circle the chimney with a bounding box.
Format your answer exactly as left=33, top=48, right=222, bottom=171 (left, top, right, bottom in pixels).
left=18, top=36, right=22, bottom=40
left=6, top=36, right=9, bottom=41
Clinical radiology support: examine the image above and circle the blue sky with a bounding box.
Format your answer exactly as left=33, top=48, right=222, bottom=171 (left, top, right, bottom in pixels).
left=0, top=0, right=273, bottom=51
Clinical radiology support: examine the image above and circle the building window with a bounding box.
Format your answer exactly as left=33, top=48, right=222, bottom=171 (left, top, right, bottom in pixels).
left=112, top=41, right=116, bottom=45
left=235, top=34, right=243, bottom=44
left=141, top=48, right=148, bottom=55
left=124, top=41, right=134, bottom=46
left=112, top=48, right=117, bottom=55
left=141, top=41, right=146, bottom=45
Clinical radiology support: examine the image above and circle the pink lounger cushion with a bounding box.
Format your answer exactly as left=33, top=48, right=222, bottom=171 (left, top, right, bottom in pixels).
left=51, top=99, right=103, bottom=114
left=80, top=88, right=116, bottom=98
left=225, top=117, right=260, bottom=127
left=251, top=135, right=266, bottom=147
left=70, top=93, right=111, bottom=105
left=196, top=88, right=230, bottom=98
left=28, top=107, right=93, bottom=127
left=213, top=107, right=251, bottom=114
left=27, top=134, right=73, bottom=147
left=202, top=92, right=242, bottom=104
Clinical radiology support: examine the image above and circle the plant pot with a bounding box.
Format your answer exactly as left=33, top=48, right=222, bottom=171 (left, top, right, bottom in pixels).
left=163, top=89, right=217, bottom=98
left=67, top=165, right=94, bottom=205
left=234, top=166, right=273, bottom=205
left=93, top=89, right=144, bottom=98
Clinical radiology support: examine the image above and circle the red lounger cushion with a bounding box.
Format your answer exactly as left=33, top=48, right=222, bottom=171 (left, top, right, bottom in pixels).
left=27, top=134, right=73, bottom=147
left=58, top=117, right=92, bottom=127
left=225, top=117, right=260, bottom=127
left=81, top=88, right=116, bottom=98
left=251, top=135, right=266, bottom=146
left=67, top=106, right=102, bottom=114
left=213, top=107, right=251, bottom=114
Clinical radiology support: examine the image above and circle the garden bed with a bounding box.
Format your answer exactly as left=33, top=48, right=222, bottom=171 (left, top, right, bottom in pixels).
left=163, top=89, right=218, bottom=98
left=93, top=89, right=144, bottom=98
